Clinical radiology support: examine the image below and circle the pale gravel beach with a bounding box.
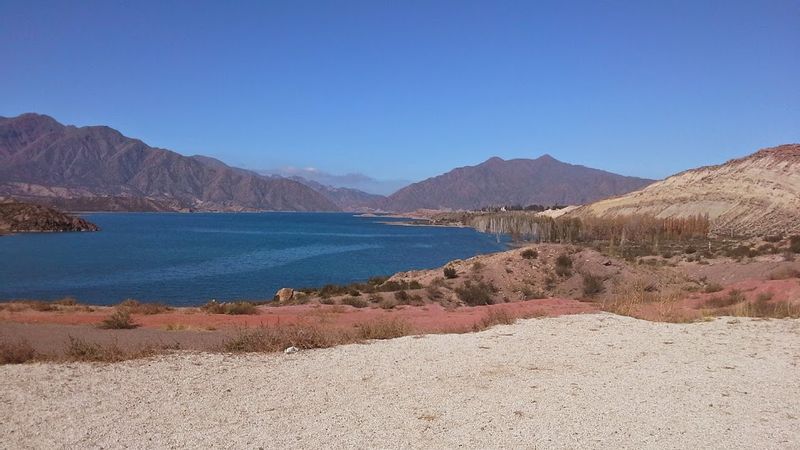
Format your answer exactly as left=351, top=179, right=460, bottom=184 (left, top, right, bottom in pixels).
left=2, top=313, right=799, bottom=449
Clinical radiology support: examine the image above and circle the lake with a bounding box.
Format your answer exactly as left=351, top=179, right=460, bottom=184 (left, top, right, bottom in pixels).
left=0, top=212, right=507, bottom=306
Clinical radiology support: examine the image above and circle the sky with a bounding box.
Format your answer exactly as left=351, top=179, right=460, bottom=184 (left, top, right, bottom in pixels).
left=1, top=0, right=798, bottom=186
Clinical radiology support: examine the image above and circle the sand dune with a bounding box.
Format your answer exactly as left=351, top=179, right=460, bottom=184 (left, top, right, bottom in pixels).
left=2, top=313, right=799, bottom=448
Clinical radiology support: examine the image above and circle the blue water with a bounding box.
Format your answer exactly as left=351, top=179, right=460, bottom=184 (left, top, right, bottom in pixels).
left=0, top=213, right=507, bottom=305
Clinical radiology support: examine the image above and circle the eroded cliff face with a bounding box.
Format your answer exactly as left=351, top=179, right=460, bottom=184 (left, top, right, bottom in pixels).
left=575, top=144, right=800, bottom=237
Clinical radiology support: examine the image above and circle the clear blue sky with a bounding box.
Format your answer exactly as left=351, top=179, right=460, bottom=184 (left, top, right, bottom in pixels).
left=1, top=0, right=798, bottom=182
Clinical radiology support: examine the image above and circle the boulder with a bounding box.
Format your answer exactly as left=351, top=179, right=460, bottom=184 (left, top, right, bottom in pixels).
left=275, top=288, right=294, bottom=303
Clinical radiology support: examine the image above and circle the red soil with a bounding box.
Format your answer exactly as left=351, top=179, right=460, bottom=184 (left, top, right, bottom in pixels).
left=0, top=298, right=596, bottom=333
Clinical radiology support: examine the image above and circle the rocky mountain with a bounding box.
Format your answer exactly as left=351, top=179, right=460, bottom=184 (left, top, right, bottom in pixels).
left=285, top=176, right=386, bottom=211
left=0, top=199, right=99, bottom=233
left=189, top=154, right=386, bottom=211
left=382, top=155, right=653, bottom=212
left=0, top=114, right=339, bottom=212
left=574, top=144, right=800, bottom=237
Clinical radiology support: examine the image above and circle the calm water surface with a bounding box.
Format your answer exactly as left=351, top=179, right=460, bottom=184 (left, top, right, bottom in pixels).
left=0, top=213, right=507, bottom=305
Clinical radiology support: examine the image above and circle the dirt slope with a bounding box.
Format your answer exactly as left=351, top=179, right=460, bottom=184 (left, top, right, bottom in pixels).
left=575, top=144, right=800, bottom=237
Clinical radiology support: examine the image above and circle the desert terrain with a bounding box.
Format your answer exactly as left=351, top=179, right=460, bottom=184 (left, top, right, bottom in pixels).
left=2, top=313, right=799, bottom=448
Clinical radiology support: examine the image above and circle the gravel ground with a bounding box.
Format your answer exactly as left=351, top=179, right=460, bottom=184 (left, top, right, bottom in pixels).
left=2, top=313, right=799, bottom=449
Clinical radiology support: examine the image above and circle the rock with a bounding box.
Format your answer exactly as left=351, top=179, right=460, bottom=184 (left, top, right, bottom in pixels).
left=275, top=288, right=294, bottom=303
left=284, top=346, right=299, bottom=354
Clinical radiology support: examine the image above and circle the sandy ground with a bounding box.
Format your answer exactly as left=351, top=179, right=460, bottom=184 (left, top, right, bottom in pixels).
left=2, top=313, right=799, bottom=449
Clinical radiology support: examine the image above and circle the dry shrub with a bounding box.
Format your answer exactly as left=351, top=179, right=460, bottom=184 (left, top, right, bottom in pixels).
left=477, top=308, right=516, bottom=329
left=117, top=299, right=172, bottom=315
left=0, top=339, right=36, bottom=364
left=28, top=301, right=56, bottom=312
left=769, top=267, right=800, bottom=280
left=425, top=285, right=443, bottom=300
left=379, top=297, right=398, bottom=310
left=357, top=318, right=412, bottom=340
left=733, top=291, right=799, bottom=318
left=342, top=296, right=368, bottom=308
left=65, top=336, right=127, bottom=362
left=53, top=296, right=78, bottom=306
left=703, top=282, right=724, bottom=293
left=201, top=300, right=258, bottom=315
left=443, top=266, right=458, bottom=279
left=602, top=277, right=688, bottom=321
left=520, top=248, right=538, bottom=259
left=223, top=325, right=350, bottom=353
left=706, top=289, right=745, bottom=308
left=790, top=236, right=800, bottom=254
left=555, top=254, right=573, bottom=277
left=99, top=309, right=138, bottom=329
left=455, top=281, right=497, bottom=306
left=581, top=273, right=605, bottom=297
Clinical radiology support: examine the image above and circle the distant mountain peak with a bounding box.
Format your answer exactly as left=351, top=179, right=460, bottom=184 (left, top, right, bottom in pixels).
left=383, top=155, right=653, bottom=212
left=0, top=114, right=340, bottom=212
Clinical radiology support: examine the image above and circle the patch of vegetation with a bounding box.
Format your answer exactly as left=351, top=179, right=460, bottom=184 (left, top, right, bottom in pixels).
left=477, top=308, right=516, bottom=329
left=472, top=261, right=485, bottom=272
left=745, top=291, right=798, bottom=318
left=223, top=325, right=348, bottom=353
left=0, top=339, right=36, bottom=364
left=725, top=245, right=756, bottom=259
left=790, top=235, right=800, bottom=254
left=201, top=300, right=258, bottom=315
left=520, top=248, right=538, bottom=259
left=379, top=297, right=398, bottom=310
left=764, top=233, right=783, bottom=243
left=443, top=266, right=458, bottom=279
left=341, top=296, right=368, bottom=308
left=378, top=280, right=423, bottom=292
left=581, top=273, right=605, bottom=297
left=65, top=336, right=128, bottom=362
left=117, top=299, right=172, bottom=315
left=99, top=309, right=138, bottom=329
left=769, top=267, right=800, bottom=280
left=357, top=318, right=412, bottom=340
left=555, top=254, right=573, bottom=277
left=703, top=282, right=724, bottom=293
left=454, top=281, right=497, bottom=306
left=706, top=289, right=745, bottom=308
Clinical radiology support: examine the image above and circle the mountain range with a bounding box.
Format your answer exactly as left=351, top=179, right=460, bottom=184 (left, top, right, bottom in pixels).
left=0, top=113, right=655, bottom=213
left=380, top=156, right=654, bottom=212
left=0, top=114, right=338, bottom=212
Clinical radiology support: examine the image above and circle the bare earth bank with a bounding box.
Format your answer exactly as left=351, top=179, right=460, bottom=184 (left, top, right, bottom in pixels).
left=2, top=313, right=799, bottom=449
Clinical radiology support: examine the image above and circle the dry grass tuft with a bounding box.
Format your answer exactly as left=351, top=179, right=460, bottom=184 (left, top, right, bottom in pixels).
left=357, top=318, right=413, bottom=340
left=0, top=339, right=36, bottom=364
left=117, top=299, right=172, bottom=315
left=223, top=324, right=351, bottom=353
left=99, top=309, right=138, bottom=329
left=201, top=300, right=258, bottom=315
left=342, top=296, right=368, bottom=308
left=477, top=308, right=516, bottom=329
left=768, top=267, right=800, bottom=280
left=706, top=289, right=746, bottom=308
